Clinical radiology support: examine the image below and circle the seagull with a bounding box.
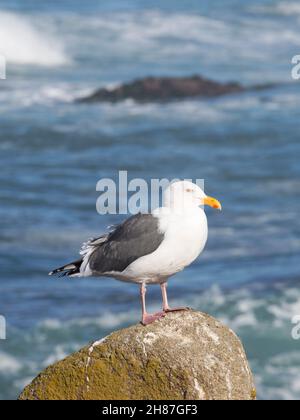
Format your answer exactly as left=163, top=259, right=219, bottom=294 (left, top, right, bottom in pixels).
left=49, top=181, right=221, bottom=325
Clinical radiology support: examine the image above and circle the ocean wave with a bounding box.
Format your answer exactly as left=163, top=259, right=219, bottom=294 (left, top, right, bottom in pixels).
left=33, top=282, right=300, bottom=337
left=0, top=8, right=297, bottom=81
left=0, top=8, right=291, bottom=80
left=81, top=10, right=297, bottom=53
left=42, top=345, right=68, bottom=367
left=273, top=2, right=300, bottom=16
left=0, top=352, right=22, bottom=374
left=255, top=352, right=300, bottom=400
left=40, top=311, right=140, bottom=332
left=62, top=10, right=300, bottom=83
left=0, top=11, right=69, bottom=66
left=0, top=83, right=94, bottom=110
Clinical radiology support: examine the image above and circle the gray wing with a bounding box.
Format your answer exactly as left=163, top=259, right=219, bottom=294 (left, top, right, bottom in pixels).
left=86, top=213, right=165, bottom=274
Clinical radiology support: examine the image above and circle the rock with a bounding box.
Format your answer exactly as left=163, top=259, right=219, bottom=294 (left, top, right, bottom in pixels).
left=77, top=75, right=246, bottom=103
left=19, top=310, right=256, bottom=400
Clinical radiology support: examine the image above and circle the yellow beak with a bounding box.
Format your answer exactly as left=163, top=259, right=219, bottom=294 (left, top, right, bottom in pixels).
left=203, top=196, right=222, bottom=210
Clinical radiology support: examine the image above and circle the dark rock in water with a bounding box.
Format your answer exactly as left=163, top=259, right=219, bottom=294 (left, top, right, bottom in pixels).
left=19, top=310, right=256, bottom=400
left=77, top=75, right=246, bottom=103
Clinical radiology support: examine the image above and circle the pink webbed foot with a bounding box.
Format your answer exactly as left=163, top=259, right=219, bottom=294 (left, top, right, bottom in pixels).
left=141, top=311, right=166, bottom=326
left=163, top=306, right=190, bottom=313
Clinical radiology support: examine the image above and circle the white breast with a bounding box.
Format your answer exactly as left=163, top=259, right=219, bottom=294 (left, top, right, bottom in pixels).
left=122, top=207, right=208, bottom=283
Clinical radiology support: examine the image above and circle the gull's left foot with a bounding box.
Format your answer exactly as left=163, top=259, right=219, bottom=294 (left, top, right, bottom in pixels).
left=163, top=306, right=190, bottom=313
left=141, top=311, right=166, bottom=326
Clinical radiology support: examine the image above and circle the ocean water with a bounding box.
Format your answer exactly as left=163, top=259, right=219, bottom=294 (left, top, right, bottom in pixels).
left=0, top=0, right=300, bottom=400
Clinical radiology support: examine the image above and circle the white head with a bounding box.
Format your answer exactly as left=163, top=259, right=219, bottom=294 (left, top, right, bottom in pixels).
left=163, top=180, right=222, bottom=212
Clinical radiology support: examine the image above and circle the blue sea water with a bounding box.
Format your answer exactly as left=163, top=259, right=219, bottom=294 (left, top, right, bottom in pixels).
left=0, top=0, right=300, bottom=400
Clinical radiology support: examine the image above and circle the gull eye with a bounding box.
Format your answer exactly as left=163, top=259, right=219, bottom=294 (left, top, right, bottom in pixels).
left=186, top=188, right=193, bottom=193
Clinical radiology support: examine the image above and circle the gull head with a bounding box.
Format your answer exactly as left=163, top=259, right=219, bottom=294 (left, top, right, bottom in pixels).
left=163, top=180, right=222, bottom=212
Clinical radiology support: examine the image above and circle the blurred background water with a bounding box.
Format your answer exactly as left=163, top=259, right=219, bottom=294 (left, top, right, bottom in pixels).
left=0, top=0, right=300, bottom=400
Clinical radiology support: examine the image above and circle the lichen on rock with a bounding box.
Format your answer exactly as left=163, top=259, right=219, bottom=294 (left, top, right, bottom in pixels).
left=19, top=310, right=255, bottom=400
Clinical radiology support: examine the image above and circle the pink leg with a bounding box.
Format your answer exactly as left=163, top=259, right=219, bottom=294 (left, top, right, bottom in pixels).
left=161, top=283, right=190, bottom=312
left=140, top=283, right=165, bottom=326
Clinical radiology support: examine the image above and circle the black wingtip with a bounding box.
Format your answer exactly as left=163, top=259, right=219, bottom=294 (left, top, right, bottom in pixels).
left=49, top=259, right=82, bottom=278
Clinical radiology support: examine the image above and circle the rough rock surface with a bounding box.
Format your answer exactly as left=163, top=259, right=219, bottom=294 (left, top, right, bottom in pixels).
left=19, top=310, right=256, bottom=400
left=77, top=75, right=246, bottom=103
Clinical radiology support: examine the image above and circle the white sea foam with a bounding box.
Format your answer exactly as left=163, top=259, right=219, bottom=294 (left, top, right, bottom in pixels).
left=39, top=310, right=138, bottom=331
left=0, top=352, right=22, bottom=374
left=83, top=11, right=297, bottom=54
left=14, top=376, right=34, bottom=391
left=0, top=9, right=297, bottom=81
left=267, top=290, right=300, bottom=327
left=0, top=11, right=69, bottom=66
left=66, top=10, right=300, bottom=85
left=34, top=282, right=300, bottom=338
left=256, top=351, right=300, bottom=400
left=41, top=319, right=62, bottom=329
left=275, top=2, right=300, bottom=16
left=42, top=345, right=68, bottom=367
left=0, top=82, right=96, bottom=111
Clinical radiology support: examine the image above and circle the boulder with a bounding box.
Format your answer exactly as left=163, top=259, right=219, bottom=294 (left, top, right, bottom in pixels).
left=19, top=310, right=256, bottom=400
left=77, top=75, right=245, bottom=103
